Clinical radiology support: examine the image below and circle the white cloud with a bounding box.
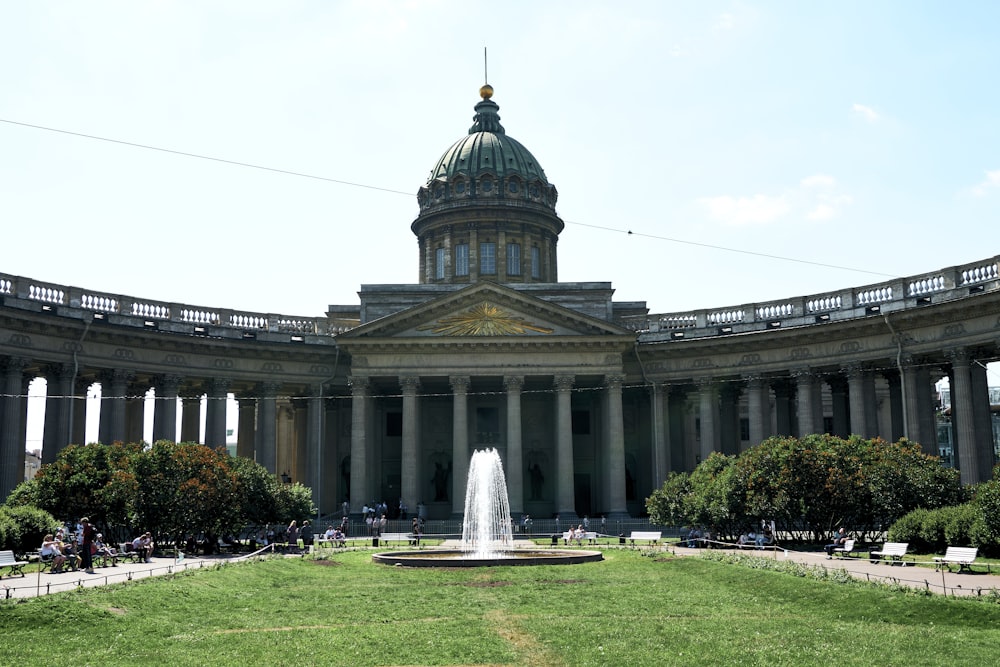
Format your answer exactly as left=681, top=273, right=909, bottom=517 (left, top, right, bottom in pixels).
left=698, top=194, right=790, bottom=225
left=801, top=174, right=836, bottom=188
left=852, top=103, right=879, bottom=122
left=971, top=169, right=1000, bottom=196
left=807, top=194, right=853, bottom=220
left=716, top=12, right=736, bottom=30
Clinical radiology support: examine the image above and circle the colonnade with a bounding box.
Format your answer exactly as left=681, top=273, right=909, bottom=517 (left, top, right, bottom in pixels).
left=347, top=372, right=630, bottom=521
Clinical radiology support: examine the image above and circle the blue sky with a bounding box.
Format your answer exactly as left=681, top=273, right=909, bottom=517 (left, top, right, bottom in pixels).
left=5, top=2, right=1000, bottom=450
left=3, top=1, right=998, bottom=319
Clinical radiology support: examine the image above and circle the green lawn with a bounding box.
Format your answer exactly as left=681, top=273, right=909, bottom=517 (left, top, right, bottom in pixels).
left=3, top=548, right=999, bottom=666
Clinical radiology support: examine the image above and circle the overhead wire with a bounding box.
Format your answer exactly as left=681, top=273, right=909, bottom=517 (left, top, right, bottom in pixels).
left=2, top=117, right=895, bottom=280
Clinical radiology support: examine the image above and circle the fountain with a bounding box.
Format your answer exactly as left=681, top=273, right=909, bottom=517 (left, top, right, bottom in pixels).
left=372, top=448, right=603, bottom=567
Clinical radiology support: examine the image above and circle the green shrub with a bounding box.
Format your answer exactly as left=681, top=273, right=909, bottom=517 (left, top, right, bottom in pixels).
left=887, top=508, right=931, bottom=551
left=942, top=503, right=977, bottom=547
left=917, top=508, right=951, bottom=553
left=0, top=505, right=59, bottom=555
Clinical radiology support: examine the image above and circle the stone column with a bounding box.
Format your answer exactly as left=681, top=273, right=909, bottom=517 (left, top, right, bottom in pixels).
left=606, top=374, right=628, bottom=518
left=503, top=375, right=525, bottom=516
left=719, top=382, right=742, bottom=455
left=70, top=378, right=88, bottom=446
left=914, top=365, right=938, bottom=453
left=179, top=394, right=202, bottom=443
left=400, top=376, right=421, bottom=517
left=205, top=378, right=230, bottom=448
left=100, top=369, right=132, bottom=444
left=947, top=349, right=981, bottom=485
left=862, top=369, right=879, bottom=439
left=0, top=356, right=28, bottom=499
left=745, top=376, right=769, bottom=447
left=348, top=376, right=370, bottom=514
left=883, top=369, right=904, bottom=442
left=554, top=374, right=576, bottom=517
left=696, top=379, right=717, bottom=462
left=970, top=359, right=996, bottom=478
left=152, top=375, right=180, bottom=443
left=450, top=376, right=470, bottom=518
left=42, top=363, right=74, bottom=464
left=307, top=389, right=325, bottom=511
left=901, top=357, right=927, bottom=451
left=257, top=381, right=279, bottom=474
left=649, top=383, right=668, bottom=484
left=845, top=363, right=867, bottom=438
left=125, top=385, right=145, bottom=444
left=793, top=369, right=816, bottom=437
left=236, top=397, right=256, bottom=459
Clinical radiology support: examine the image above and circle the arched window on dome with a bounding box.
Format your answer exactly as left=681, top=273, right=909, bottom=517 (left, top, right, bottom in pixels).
left=454, top=179, right=467, bottom=195
left=507, top=178, right=521, bottom=195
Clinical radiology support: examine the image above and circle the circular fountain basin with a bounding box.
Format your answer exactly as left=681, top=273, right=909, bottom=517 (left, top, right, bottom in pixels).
left=372, top=548, right=603, bottom=567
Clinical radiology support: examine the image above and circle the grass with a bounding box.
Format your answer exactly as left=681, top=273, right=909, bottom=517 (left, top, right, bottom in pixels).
left=3, top=548, right=1000, bottom=666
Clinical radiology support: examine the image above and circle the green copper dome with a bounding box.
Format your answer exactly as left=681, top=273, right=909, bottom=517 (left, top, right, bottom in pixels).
left=416, top=88, right=558, bottom=214
left=412, top=86, right=564, bottom=286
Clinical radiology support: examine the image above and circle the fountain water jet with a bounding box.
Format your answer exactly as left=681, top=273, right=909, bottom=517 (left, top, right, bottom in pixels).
left=461, top=448, right=513, bottom=558
left=372, top=448, right=602, bottom=567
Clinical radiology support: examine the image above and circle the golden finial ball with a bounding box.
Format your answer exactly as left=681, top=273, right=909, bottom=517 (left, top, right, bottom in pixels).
left=480, top=84, right=494, bottom=99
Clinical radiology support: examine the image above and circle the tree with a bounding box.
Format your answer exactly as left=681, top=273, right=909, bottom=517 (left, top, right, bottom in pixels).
left=128, top=441, right=242, bottom=546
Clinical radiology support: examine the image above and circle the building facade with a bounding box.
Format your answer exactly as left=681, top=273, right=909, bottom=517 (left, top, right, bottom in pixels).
left=2, top=86, right=999, bottom=519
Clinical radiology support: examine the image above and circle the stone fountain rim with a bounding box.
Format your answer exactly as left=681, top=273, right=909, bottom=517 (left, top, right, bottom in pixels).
left=371, top=548, right=604, bottom=567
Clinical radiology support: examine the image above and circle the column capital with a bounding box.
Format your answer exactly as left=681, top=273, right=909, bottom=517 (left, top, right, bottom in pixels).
left=944, top=347, right=971, bottom=366
left=503, top=375, right=524, bottom=392
left=603, top=374, right=625, bottom=388
left=208, top=377, right=231, bottom=394
left=347, top=376, right=370, bottom=394
left=553, top=374, right=575, bottom=391
left=258, top=379, right=282, bottom=396
left=399, top=376, right=421, bottom=392
left=449, top=375, right=471, bottom=393
left=789, top=367, right=814, bottom=381
left=154, top=374, right=183, bottom=393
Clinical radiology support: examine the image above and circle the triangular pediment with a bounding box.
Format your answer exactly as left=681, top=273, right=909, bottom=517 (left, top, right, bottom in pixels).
left=338, top=282, right=633, bottom=340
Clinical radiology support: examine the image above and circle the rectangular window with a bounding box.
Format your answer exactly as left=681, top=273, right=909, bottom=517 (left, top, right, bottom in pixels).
left=531, top=246, right=541, bottom=279
left=480, top=242, right=496, bottom=274
left=506, top=243, right=521, bottom=275
left=435, top=247, right=445, bottom=279
left=455, top=243, right=469, bottom=276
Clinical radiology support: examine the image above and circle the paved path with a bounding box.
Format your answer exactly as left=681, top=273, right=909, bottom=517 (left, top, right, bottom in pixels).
left=1, top=553, right=239, bottom=600
left=670, top=542, right=1000, bottom=598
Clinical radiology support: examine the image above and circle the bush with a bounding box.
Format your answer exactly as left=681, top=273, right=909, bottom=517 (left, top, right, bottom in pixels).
left=0, top=505, right=59, bottom=555
left=943, top=503, right=977, bottom=547
left=887, top=508, right=931, bottom=551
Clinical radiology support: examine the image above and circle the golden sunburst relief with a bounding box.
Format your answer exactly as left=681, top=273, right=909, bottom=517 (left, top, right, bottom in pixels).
left=416, top=301, right=555, bottom=336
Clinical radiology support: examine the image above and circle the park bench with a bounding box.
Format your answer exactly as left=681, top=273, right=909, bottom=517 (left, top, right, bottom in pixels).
left=832, top=539, right=861, bottom=558
left=869, top=542, right=909, bottom=565
left=378, top=533, right=415, bottom=546
left=562, top=531, right=598, bottom=545
left=0, top=550, right=29, bottom=578
left=629, top=531, right=661, bottom=546
left=117, top=543, right=144, bottom=564
left=934, top=546, right=978, bottom=573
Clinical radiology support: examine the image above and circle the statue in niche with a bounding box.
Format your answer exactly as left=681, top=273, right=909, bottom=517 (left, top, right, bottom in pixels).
left=431, top=461, right=452, bottom=502
left=528, top=463, right=544, bottom=500
left=341, top=456, right=351, bottom=499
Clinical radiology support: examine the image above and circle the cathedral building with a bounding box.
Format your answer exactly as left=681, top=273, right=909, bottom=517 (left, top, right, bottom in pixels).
left=2, top=85, right=999, bottom=519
